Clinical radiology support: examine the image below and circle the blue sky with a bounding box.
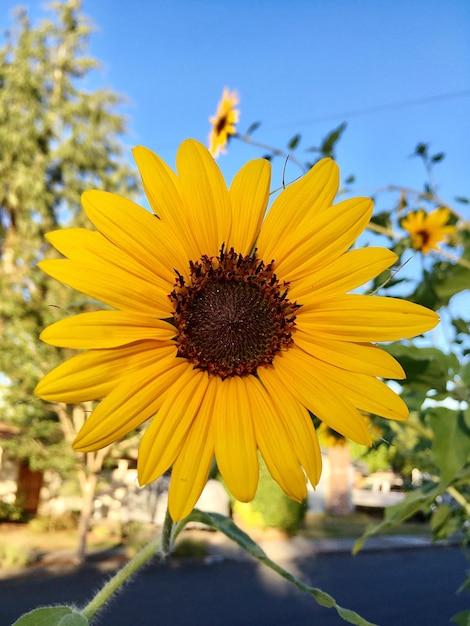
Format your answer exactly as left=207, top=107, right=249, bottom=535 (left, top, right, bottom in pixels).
left=2, top=0, right=469, bottom=213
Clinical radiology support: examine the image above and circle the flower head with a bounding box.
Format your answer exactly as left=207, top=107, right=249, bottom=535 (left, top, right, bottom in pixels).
left=317, top=424, right=347, bottom=448
left=401, top=207, right=456, bottom=254
left=35, top=140, right=439, bottom=521
left=208, top=87, right=239, bottom=157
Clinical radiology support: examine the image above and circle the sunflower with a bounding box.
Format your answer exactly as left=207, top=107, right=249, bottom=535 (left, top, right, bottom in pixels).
left=401, top=207, right=456, bottom=254
left=35, top=140, right=439, bottom=521
left=208, top=87, right=239, bottom=157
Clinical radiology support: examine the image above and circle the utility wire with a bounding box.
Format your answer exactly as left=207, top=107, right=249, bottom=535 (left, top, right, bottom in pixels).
left=266, top=89, right=470, bottom=131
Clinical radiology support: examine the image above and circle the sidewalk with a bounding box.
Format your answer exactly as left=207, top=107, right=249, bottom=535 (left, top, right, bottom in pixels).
left=0, top=528, right=454, bottom=581
left=198, top=529, right=450, bottom=565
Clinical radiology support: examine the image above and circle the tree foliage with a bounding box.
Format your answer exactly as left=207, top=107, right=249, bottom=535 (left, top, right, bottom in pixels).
left=0, top=0, right=137, bottom=473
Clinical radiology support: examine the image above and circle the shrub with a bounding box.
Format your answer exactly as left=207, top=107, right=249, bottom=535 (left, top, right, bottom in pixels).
left=120, top=521, right=156, bottom=556
left=173, top=537, right=207, bottom=558
left=0, top=543, right=34, bottom=569
left=0, top=501, right=26, bottom=523
left=232, top=457, right=307, bottom=534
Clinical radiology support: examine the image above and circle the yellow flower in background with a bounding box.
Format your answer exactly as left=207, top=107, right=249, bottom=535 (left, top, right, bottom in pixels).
left=401, top=207, right=456, bottom=254
left=35, top=140, right=439, bottom=521
left=317, top=424, right=347, bottom=448
left=208, top=87, right=239, bottom=157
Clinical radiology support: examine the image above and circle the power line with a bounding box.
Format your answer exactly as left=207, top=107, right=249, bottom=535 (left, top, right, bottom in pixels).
left=267, top=89, right=470, bottom=131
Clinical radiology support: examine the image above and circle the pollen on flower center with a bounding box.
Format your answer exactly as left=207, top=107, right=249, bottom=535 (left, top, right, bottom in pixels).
left=170, top=246, right=300, bottom=378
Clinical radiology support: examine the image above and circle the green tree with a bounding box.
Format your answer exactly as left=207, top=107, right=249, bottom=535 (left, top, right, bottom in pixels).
left=0, top=0, right=138, bottom=561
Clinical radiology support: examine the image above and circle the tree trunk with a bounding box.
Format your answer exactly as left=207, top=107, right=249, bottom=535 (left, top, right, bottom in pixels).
left=327, top=443, right=353, bottom=516
left=56, top=403, right=110, bottom=564
left=75, top=468, right=98, bottom=564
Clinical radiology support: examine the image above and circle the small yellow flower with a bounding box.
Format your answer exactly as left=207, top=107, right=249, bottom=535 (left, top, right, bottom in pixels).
left=208, top=87, right=239, bottom=157
left=401, top=207, right=456, bottom=254
left=35, top=140, right=439, bottom=521
left=318, top=424, right=347, bottom=448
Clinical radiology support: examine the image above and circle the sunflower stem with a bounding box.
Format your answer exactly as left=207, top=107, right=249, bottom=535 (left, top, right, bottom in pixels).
left=159, top=506, right=175, bottom=558
left=432, top=247, right=470, bottom=270
left=235, top=133, right=308, bottom=173
left=80, top=507, right=175, bottom=622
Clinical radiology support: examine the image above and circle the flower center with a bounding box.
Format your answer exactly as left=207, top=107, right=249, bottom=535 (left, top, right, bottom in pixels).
left=215, top=115, right=228, bottom=135
left=415, top=229, right=430, bottom=248
left=170, top=246, right=299, bottom=378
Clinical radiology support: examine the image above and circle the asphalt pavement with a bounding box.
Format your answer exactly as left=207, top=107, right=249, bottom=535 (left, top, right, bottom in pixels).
left=1, top=533, right=468, bottom=626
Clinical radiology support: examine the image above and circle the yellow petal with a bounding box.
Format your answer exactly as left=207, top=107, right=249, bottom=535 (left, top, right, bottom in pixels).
left=273, top=197, right=373, bottom=282
left=45, top=229, right=172, bottom=292
left=289, top=248, right=397, bottom=301
left=228, top=158, right=271, bottom=254
left=35, top=344, right=176, bottom=403
left=168, top=381, right=217, bottom=520
left=257, top=158, right=339, bottom=263
left=40, top=311, right=175, bottom=349
left=138, top=368, right=210, bottom=485
left=214, top=377, right=259, bottom=501
left=73, top=356, right=187, bottom=451
left=82, top=190, right=190, bottom=282
left=293, top=332, right=406, bottom=379
left=46, top=228, right=100, bottom=258
left=45, top=227, right=173, bottom=312
left=38, top=259, right=170, bottom=317
left=258, top=366, right=322, bottom=487
left=133, top=145, right=199, bottom=258
left=247, top=376, right=307, bottom=501
left=311, top=358, right=409, bottom=421
left=428, top=207, right=451, bottom=227
left=347, top=376, right=409, bottom=421
left=299, top=295, right=440, bottom=341
left=270, top=347, right=372, bottom=445
left=176, top=139, right=232, bottom=257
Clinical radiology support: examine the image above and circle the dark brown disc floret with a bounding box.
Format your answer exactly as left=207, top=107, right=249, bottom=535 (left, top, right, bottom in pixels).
left=415, top=229, right=430, bottom=249
left=169, top=246, right=299, bottom=378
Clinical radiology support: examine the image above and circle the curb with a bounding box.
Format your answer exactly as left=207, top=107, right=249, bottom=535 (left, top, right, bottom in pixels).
left=0, top=533, right=458, bottom=581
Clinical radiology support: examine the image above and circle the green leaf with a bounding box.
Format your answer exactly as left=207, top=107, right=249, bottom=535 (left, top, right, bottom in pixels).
left=429, top=408, right=470, bottom=482
left=287, top=133, right=301, bottom=150
left=431, top=152, right=445, bottom=163
left=406, top=275, right=441, bottom=309
left=430, top=503, right=452, bottom=532
left=320, top=122, right=347, bottom=158
left=452, top=318, right=470, bottom=337
left=245, top=121, right=261, bottom=136
left=59, top=615, right=89, bottom=626
left=370, top=210, right=392, bottom=230
left=434, top=265, right=470, bottom=303
left=460, top=362, right=470, bottom=387
left=13, top=607, right=88, bottom=626
left=353, top=482, right=445, bottom=554
left=186, top=510, right=377, bottom=625
left=451, top=609, right=470, bottom=626
left=455, top=196, right=469, bottom=205
left=415, top=142, right=428, bottom=156
left=185, top=510, right=266, bottom=558
left=384, top=344, right=454, bottom=393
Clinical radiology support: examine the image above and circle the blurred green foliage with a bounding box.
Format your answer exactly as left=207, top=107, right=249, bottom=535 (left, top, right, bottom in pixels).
left=0, top=0, right=137, bottom=474
left=233, top=456, right=307, bottom=534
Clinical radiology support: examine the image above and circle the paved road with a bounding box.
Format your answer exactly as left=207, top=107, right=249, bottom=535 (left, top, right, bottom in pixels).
left=1, top=545, right=468, bottom=625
